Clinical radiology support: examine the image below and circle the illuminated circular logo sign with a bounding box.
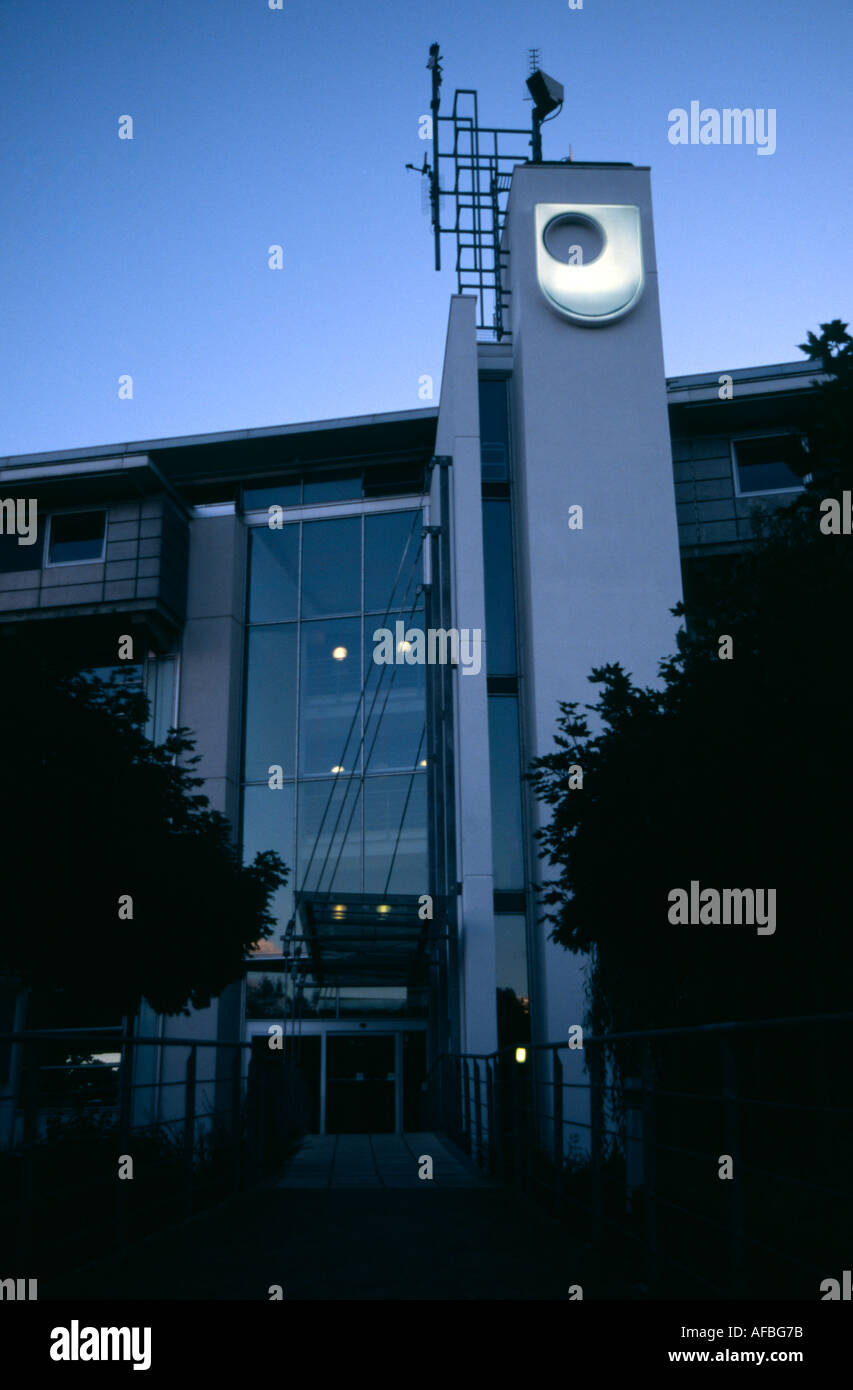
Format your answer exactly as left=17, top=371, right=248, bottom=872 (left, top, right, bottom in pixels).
left=534, top=203, right=645, bottom=326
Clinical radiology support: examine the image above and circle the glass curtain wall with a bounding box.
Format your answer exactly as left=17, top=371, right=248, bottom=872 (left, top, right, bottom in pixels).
left=241, top=505, right=429, bottom=1019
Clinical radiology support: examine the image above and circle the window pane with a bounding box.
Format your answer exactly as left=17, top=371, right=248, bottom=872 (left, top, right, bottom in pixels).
left=243, top=482, right=300, bottom=510
left=482, top=500, right=517, bottom=675
left=303, top=474, right=361, bottom=504
left=364, top=629, right=425, bottom=773
left=242, top=781, right=295, bottom=951
left=363, top=463, right=423, bottom=498
left=248, top=525, right=299, bottom=624
left=479, top=378, right=510, bottom=480
left=144, top=656, right=177, bottom=745
left=244, top=625, right=297, bottom=780
left=495, top=913, right=529, bottom=999
left=337, top=987, right=412, bottom=1017
left=301, top=517, right=361, bottom=617
left=364, top=510, right=422, bottom=612
left=298, top=778, right=362, bottom=896
left=364, top=774, right=428, bottom=894
left=734, top=437, right=803, bottom=493
left=49, top=511, right=106, bottom=564
left=495, top=914, right=530, bottom=1049
left=299, top=618, right=361, bottom=776
left=245, top=972, right=287, bottom=1018
left=488, top=696, right=525, bottom=890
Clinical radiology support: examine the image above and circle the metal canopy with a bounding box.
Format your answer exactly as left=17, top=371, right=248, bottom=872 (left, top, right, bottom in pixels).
left=290, top=893, right=443, bottom=988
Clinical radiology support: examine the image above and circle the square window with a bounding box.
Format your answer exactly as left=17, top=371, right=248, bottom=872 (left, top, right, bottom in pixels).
left=733, top=437, right=804, bottom=495
left=479, top=378, right=511, bottom=480
left=48, top=511, right=107, bottom=564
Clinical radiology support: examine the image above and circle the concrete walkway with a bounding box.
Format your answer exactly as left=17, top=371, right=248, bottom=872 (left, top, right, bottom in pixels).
left=43, top=1132, right=583, bottom=1300
left=276, top=1131, right=487, bottom=1188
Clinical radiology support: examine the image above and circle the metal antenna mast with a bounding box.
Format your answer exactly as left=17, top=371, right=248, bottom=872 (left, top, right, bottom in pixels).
left=407, top=44, right=565, bottom=339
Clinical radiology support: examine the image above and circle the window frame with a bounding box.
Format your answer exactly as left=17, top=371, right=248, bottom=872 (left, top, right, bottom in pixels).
left=730, top=431, right=807, bottom=499
left=44, top=507, right=108, bottom=567
left=240, top=492, right=430, bottom=931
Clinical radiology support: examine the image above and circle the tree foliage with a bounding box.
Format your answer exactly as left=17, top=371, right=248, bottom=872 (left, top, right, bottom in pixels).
left=0, top=639, right=286, bottom=1019
left=793, top=319, right=853, bottom=488
left=529, top=326, right=853, bottom=1033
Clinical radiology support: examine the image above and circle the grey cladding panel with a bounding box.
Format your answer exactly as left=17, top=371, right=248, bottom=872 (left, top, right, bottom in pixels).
left=675, top=455, right=733, bottom=483
left=694, top=519, right=738, bottom=544
left=675, top=478, right=733, bottom=504
left=677, top=501, right=738, bottom=528
left=108, top=520, right=140, bottom=543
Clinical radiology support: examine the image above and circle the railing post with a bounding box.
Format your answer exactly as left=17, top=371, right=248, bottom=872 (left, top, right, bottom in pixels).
left=642, top=1043, right=658, bottom=1293
left=462, top=1057, right=471, bottom=1155
left=231, top=1044, right=242, bottom=1191
left=497, top=1054, right=510, bottom=1181
left=114, top=1019, right=134, bottom=1252
left=184, top=1045, right=196, bottom=1219
left=588, top=1043, right=605, bottom=1235
left=511, top=1054, right=522, bottom=1185
left=722, top=1034, right=746, bottom=1297
left=486, top=1058, right=496, bottom=1175
left=553, top=1047, right=564, bottom=1202
left=624, top=1075, right=642, bottom=1211
left=448, top=1055, right=456, bottom=1142
left=246, top=1046, right=261, bottom=1185
left=473, top=1059, right=483, bottom=1168
left=16, top=1040, right=39, bottom=1267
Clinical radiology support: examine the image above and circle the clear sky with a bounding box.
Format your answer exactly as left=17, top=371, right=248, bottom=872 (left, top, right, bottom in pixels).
left=1, top=0, right=850, bottom=457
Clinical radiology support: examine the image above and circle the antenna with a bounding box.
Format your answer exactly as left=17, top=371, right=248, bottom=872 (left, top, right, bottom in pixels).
left=413, top=44, right=565, bottom=338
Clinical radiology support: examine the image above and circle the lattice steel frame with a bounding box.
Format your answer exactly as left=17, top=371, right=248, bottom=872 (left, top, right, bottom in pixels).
left=426, top=45, right=546, bottom=340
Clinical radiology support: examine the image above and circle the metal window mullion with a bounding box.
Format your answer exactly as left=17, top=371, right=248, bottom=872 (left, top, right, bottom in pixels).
left=360, top=512, right=365, bottom=893
left=294, top=521, right=303, bottom=896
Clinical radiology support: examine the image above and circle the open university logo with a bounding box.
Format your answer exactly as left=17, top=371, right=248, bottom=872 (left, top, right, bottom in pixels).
left=534, top=203, right=644, bottom=325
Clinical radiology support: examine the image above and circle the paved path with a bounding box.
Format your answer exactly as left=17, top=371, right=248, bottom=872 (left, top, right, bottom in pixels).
left=276, top=1131, right=486, bottom=1188
left=44, top=1133, right=583, bottom=1300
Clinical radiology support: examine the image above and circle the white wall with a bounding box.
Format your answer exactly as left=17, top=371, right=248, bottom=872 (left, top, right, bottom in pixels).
left=435, top=296, right=498, bottom=1057
left=502, top=164, right=683, bottom=1117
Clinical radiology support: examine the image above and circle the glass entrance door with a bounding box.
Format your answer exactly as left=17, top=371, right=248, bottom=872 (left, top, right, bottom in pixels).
left=325, top=1034, right=396, bottom=1133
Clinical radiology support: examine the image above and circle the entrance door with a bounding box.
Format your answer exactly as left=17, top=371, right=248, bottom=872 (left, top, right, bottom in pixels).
left=325, top=1035, right=395, bottom=1133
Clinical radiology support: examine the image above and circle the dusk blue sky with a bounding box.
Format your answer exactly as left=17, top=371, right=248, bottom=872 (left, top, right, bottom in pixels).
left=1, top=0, right=850, bottom=457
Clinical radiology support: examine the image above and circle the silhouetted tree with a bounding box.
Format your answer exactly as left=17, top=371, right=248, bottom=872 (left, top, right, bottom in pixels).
left=0, top=638, right=286, bottom=1020
left=791, top=319, right=853, bottom=490
left=529, top=325, right=853, bottom=1033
